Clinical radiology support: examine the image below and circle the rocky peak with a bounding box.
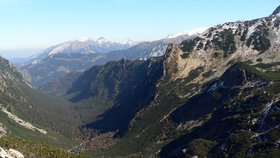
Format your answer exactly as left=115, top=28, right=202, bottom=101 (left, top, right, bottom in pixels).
left=97, top=37, right=109, bottom=44
left=271, top=5, right=280, bottom=16
left=163, top=14, right=280, bottom=85
left=120, top=39, right=137, bottom=46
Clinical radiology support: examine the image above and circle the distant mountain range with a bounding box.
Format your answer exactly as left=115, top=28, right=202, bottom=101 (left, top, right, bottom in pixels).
left=22, top=37, right=138, bottom=65
left=20, top=29, right=206, bottom=87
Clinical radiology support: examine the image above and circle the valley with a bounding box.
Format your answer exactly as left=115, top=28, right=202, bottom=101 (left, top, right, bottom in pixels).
left=0, top=2, right=280, bottom=158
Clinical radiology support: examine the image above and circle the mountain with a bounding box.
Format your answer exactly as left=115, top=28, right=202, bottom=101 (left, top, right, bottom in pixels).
left=107, top=32, right=204, bottom=60
left=120, top=39, right=138, bottom=46
left=0, top=55, right=85, bottom=157
left=128, top=9, right=280, bottom=157
left=3, top=5, right=280, bottom=157
left=22, top=31, right=204, bottom=87
left=24, top=37, right=137, bottom=65
left=39, top=6, right=280, bottom=157
left=20, top=37, right=138, bottom=87
left=159, top=62, right=280, bottom=157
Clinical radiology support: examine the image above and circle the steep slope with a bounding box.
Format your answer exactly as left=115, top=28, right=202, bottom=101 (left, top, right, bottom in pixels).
left=160, top=63, right=280, bottom=157
left=271, top=5, right=280, bottom=16
left=142, top=13, right=280, bottom=157
left=0, top=55, right=81, bottom=147
left=79, top=7, right=280, bottom=157
left=39, top=71, right=82, bottom=96
left=66, top=58, right=164, bottom=137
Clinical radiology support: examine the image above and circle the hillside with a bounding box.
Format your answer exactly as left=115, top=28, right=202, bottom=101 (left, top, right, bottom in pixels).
left=67, top=58, right=164, bottom=136
left=49, top=6, right=280, bottom=157
left=1, top=4, right=280, bottom=158
left=0, top=55, right=84, bottom=157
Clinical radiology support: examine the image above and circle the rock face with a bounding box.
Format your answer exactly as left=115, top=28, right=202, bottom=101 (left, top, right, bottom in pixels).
left=8, top=149, right=24, bottom=158
left=0, top=147, right=24, bottom=158
left=0, top=124, right=7, bottom=138
left=62, top=7, right=280, bottom=157
left=165, top=15, right=280, bottom=82
left=154, top=13, right=280, bottom=158
left=0, top=147, right=8, bottom=158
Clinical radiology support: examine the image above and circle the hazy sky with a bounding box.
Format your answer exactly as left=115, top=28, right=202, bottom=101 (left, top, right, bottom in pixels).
left=0, top=0, right=279, bottom=58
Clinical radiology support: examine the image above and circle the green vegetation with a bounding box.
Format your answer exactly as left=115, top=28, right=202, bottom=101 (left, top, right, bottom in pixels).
left=0, top=137, right=85, bottom=158
left=212, top=29, right=236, bottom=58
left=185, top=66, right=204, bottom=83
left=240, top=28, right=248, bottom=41
left=237, top=62, right=280, bottom=81
left=266, top=127, right=280, bottom=142
left=247, top=150, right=280, bottom=158
left=0, top=108, right=80, bottom=150
left=255, top=62, right=280, bottom=69
left=202, top=70, right=214, bottom=78
left=256, top=58, right=263, bottom=62
left=185, top=139, right=217, bottom=157
left=180, top=37, right=201, bottom=53
left=67, top=59, right=164, bottom=137
left=180, top=52, right=190, bottom=59
left=226, top=132, right=253, bottom=158
left=83, top=57, right=280, bottom=158
left=0, top=56, right=83, bottom=157
left=246, top=25, right=271, bottom=53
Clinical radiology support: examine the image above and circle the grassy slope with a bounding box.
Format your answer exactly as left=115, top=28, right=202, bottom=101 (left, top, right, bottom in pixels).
left=0, top=137, right=85, bottom=158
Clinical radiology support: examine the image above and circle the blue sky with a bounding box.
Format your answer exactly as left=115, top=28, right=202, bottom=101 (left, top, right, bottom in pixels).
left=0, top=0, right=279, bottom=58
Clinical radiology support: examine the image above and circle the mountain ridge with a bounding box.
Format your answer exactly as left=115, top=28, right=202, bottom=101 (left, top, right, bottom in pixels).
left=66, top=6, right=280, bottom=157
left=1, top=5, right=280, bottom=158
left=22, top=31, right=203, bottom=87
left=271, top=5, right=280, bottom=16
